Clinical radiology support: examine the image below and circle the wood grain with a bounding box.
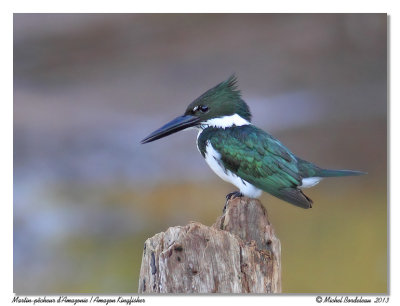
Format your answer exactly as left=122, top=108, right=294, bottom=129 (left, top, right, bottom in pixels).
left=138, top=197, right=281, bottom=293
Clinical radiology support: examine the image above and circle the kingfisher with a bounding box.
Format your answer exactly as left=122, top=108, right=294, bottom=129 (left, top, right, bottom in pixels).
left=141, top=75, right=365, bottom=208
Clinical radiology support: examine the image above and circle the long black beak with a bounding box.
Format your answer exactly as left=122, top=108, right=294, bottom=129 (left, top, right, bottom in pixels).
left=141, top=115, right=200, bottom=144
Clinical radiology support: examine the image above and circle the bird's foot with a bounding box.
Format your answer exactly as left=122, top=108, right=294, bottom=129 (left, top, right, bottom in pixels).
left=226, top=191, right=243, bottom=201
left=224, top=191, right=243, bottom=213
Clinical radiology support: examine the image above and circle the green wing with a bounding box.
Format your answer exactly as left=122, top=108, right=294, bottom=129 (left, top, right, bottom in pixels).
left=203, top=125, right=313, bottom=208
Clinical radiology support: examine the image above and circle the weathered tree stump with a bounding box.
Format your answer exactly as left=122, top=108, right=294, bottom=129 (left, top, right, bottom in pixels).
left=138, top=196, right=281, bottom=293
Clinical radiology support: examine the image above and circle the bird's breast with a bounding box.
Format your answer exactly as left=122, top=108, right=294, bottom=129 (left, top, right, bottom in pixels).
left=202, top=141, right=262, bottom=198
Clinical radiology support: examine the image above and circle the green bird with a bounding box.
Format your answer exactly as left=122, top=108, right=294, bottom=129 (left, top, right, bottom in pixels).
left=141, top=75, right=365, bottom=208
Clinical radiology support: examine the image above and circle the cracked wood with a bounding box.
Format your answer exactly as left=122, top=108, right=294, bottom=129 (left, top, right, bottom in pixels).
left=138, top=197, right=281, bottom=293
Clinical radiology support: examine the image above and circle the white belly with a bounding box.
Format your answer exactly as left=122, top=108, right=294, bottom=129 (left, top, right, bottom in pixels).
left=203, top=141, right=262, bottom=198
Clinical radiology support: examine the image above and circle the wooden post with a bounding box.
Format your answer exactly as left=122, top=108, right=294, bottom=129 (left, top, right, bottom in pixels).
left=138, top=196, right=281, bottom=293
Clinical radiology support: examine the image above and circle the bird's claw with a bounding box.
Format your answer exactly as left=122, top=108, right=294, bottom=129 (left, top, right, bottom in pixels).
left=225, top=191, right=243, bottom=201
left=224, top=191, right=243, bottom=213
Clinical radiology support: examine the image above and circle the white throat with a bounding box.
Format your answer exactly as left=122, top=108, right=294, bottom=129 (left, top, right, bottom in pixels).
left=201, top=114, right=250, bottom=129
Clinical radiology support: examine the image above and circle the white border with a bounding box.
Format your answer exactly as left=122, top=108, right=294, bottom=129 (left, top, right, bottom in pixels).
left=2, top=1, right=397, bottom=305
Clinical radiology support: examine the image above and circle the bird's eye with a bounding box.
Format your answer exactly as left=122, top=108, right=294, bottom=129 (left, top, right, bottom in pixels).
left=200, top=105, right=209, bottom=113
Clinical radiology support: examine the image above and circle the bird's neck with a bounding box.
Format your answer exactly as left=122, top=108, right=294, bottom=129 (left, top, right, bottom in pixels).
left=200, top=114, right=251, bottom=129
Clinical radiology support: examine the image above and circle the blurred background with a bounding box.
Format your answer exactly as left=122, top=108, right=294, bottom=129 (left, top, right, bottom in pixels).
left=13, top=14, right=387, bottom=293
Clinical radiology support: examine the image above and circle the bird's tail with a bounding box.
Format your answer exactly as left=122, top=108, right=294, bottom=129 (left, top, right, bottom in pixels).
left=316, top=168, right=366, bottom=177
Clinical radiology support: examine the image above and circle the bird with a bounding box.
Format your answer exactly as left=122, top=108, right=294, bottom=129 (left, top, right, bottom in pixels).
left=141, top=75, right=365, bottom=209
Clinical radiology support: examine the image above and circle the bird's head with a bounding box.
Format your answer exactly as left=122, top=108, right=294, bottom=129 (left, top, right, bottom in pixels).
left=141, top=75, right=251, bottom=144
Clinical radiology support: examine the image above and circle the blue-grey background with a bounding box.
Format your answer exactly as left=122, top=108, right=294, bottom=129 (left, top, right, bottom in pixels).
left=14, top=14, right=387, bottom=293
